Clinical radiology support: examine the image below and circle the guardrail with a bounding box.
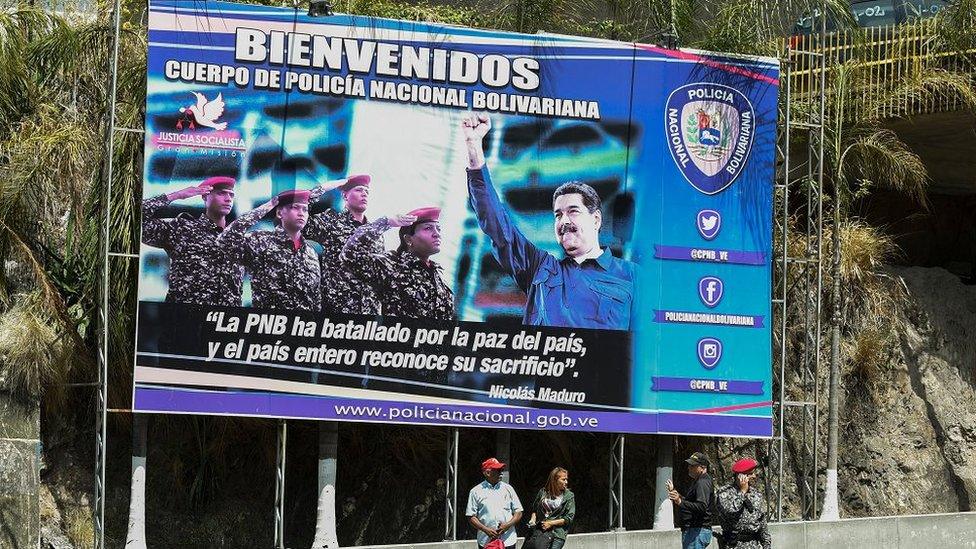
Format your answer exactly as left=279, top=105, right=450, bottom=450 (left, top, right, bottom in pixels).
left=355, top=511, right=976, bottom=549
left=783, top=20, right=975, bottom=119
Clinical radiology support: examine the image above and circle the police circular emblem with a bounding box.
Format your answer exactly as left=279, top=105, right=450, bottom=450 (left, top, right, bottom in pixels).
left=665, top=83, right=756, bottom=195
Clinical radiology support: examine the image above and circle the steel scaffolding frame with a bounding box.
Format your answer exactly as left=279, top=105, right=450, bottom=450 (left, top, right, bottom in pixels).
left=768, top=10, right=828, bottom=522
left=608, top=434, right=625, bottom=531
left=444, top=428, right=460, bottom=541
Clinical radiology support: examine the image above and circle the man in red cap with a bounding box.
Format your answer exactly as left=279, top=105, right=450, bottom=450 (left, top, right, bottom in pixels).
left=342, top=206, right=455, bottom=321
left=465, top=457, right=522, bottom=549
left=304, top=174, right=384, bottom=315
left=716, top=457, right=770, bottom=548
left=142, top=175, right=244, bottom=306
left=217, top=189, right=321, bottom=311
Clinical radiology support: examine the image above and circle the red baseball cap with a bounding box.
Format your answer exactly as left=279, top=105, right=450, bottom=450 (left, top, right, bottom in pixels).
left=276, top=189, right=311, bottom=206
left=731, top=458, right=759, bottom=474
left=407, top=206, right=441, bottom=224
left=481, top=457, right=505, bottom=471
left=201, top=176, right=236, bottom=190
left=340, top=174, right=371, bottom=192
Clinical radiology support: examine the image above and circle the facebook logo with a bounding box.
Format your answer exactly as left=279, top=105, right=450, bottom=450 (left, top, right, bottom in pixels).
left=698, top=276, right=724, bottom=308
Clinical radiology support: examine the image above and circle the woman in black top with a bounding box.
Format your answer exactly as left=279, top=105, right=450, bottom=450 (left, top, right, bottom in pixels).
left=528, top=467, right=576, bottom=549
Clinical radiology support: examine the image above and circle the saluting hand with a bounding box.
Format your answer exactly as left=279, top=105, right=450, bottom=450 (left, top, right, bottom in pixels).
left=318, top=174, right=367, bottom=193
left=255, top=195, right=279, bottom=213
left=167, top=181, right=214, bottom=201
left=388, top=214, right=418, bottom=227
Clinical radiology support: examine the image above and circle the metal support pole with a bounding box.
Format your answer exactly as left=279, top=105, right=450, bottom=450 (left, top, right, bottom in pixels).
left=274, top=420, right=288, bottom=549
left=652, top=435, right=674, bottom=530
left=608, top=434, right=625, bottom=531
left=94, top=0, right=123, bottom=546
left=444, top=428, right=459, bottom=541
left=771, top=39, right=793, bottom=523
left=496, top=430, right=511, bottom=485
left=312, top=421, right=339, bottom=549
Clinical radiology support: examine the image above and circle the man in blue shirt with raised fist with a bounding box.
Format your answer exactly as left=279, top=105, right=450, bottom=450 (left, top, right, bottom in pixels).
left=461, top=113, right=637, bottom=331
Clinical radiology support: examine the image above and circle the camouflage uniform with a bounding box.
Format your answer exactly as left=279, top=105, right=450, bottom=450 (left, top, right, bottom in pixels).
left=217, top=205, right=321, bottom=311
left=141, top=195, right=243, bottom=306
left=303, top=201, right=382, bottom=315
left=715, top=485, right=771, bottom=549
left=342, top=217, right=456, bottom=321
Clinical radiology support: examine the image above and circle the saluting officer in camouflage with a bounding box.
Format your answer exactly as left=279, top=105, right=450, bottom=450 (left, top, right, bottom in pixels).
left=304, top=174, right=383, bottom=315
left=217, top=189, right=321, bottom=311
left=343, top=207, right=456, bottom=321
left=716, top=458, right=771, bottom=549
left=141, top=176, right=243, bottom=306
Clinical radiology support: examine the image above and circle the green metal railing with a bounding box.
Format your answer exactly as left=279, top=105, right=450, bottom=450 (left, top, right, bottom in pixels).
left=783, top=20, right=975, bottom=119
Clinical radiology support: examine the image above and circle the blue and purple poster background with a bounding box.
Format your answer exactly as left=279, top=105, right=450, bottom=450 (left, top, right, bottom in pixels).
left=134, top=0, right=778, bottom=437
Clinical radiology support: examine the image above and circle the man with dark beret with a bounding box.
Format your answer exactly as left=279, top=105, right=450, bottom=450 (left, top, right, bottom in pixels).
left=342, top=206, right=456, bottom=321
left=304, top=174, right=384, bottom=315
left=716, top=457, right=771, bottom=549
left=141, top=175, right=244, bottom=306
left=217, top=189, right=321, bottom=311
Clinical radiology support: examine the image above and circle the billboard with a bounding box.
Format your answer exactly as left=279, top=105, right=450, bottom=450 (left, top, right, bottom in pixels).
left=134, top=0, right=779, bottom=437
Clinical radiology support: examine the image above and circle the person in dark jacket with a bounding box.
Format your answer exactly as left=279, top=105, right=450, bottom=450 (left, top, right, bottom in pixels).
left=668, top=452, right=715, bottom=549
left=527, top=467, right=576, bottom=549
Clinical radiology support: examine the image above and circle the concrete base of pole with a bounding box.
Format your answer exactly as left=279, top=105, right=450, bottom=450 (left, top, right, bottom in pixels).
left=820, top=468, right=840, bottom=521
left=312, top=422, right=339, bottom=549
left=652, top=435, right=674, bottom=530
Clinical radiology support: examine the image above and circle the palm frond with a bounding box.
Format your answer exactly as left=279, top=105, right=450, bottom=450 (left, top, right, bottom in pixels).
left=840, top=127, right=928, bottom=207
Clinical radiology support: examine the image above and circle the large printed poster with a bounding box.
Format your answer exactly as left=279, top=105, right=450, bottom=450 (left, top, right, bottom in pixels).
left=134, top=0, right=779, bottom=437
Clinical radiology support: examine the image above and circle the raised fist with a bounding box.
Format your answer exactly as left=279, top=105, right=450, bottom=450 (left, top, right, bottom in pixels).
left=461, top=112, right=491, bottom=142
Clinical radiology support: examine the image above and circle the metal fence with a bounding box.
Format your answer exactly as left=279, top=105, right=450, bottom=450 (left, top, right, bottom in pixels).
left=783, top=19, right=976, bottom=119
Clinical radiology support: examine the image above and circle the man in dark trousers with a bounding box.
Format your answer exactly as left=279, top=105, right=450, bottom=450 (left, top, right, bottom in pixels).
left=668, top=451, right=715, bottom=549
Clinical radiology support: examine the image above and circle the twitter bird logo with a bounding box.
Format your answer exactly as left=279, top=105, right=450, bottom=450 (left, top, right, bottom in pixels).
left=697, top=209, right=721, bottom=240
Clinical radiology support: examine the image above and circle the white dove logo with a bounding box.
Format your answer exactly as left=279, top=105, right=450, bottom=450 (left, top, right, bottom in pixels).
left=178, top=92, right=227, bottom=131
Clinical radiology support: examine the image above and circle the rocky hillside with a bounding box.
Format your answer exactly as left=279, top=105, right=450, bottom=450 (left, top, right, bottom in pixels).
left=836, top=266, right=974, bottom=515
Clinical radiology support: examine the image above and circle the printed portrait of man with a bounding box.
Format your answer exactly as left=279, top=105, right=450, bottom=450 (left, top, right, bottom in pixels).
left=461, top=113, right=637, bottom=331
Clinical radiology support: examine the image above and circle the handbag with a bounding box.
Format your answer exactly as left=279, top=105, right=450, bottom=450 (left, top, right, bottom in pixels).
left=484, top=539, right=506, bottom=549
left=522, top=528, right=555, bottom=549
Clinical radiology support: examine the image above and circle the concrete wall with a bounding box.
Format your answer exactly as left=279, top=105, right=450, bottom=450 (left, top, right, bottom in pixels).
left=0, top=393, right=40, bottom=549
left=357, top=512, right=976, bottom=549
